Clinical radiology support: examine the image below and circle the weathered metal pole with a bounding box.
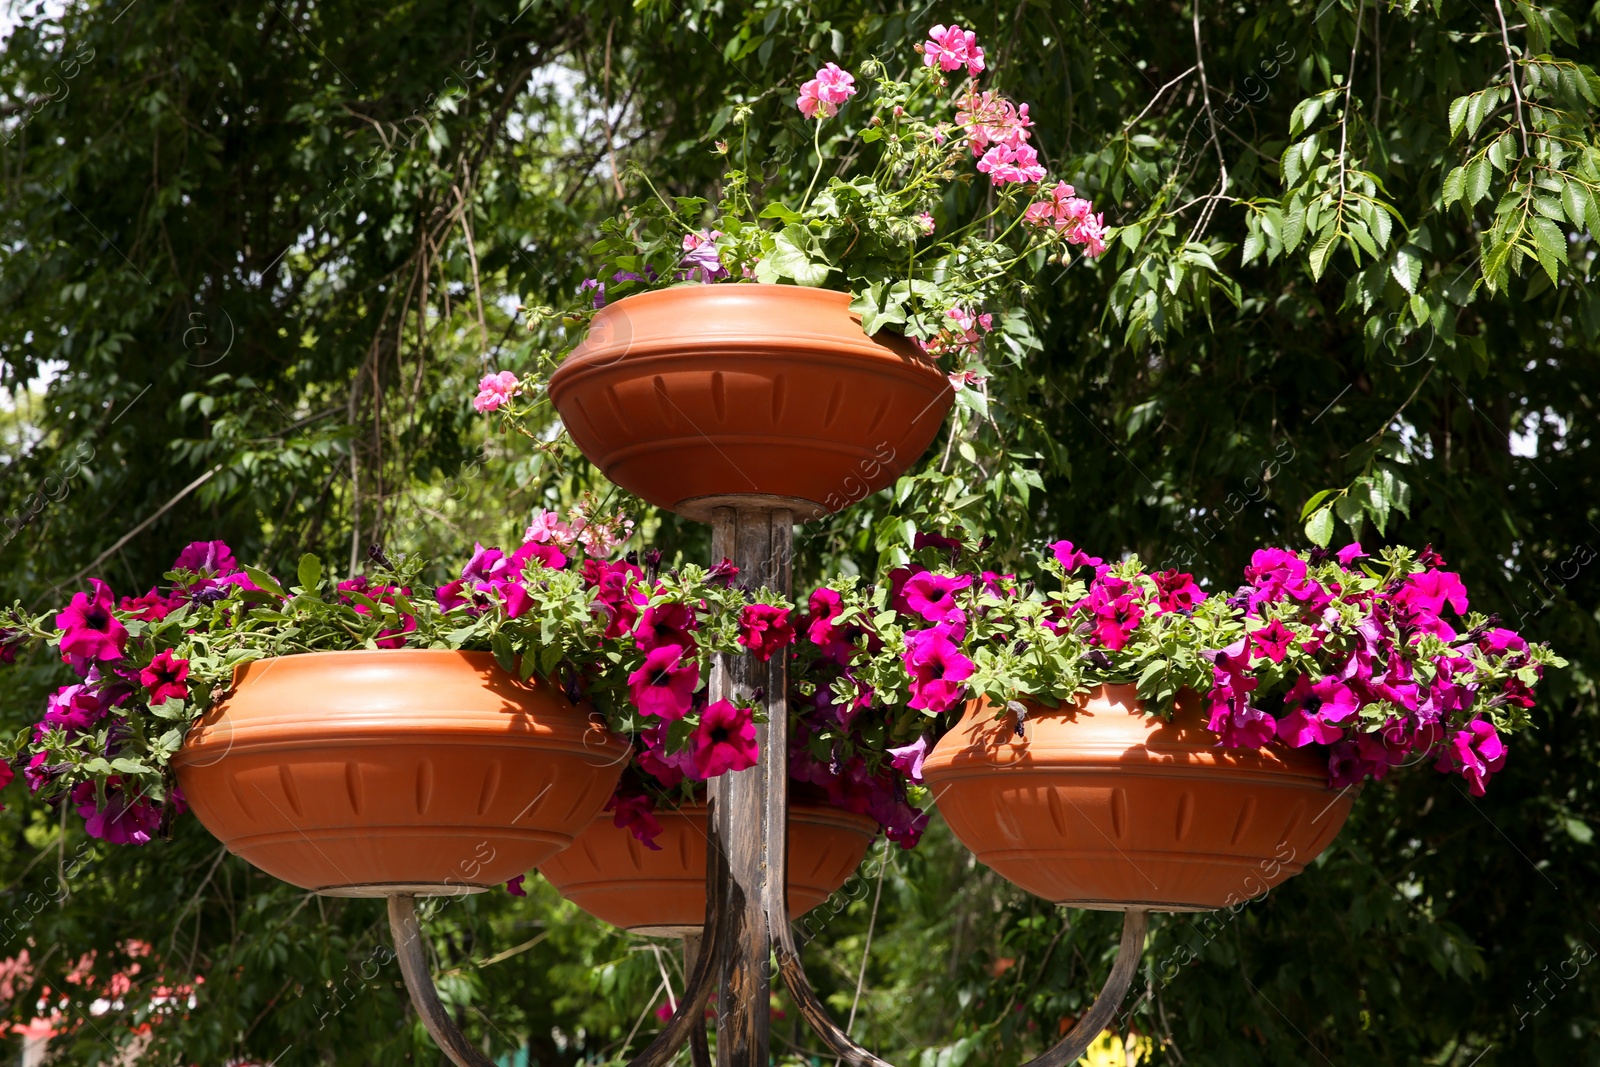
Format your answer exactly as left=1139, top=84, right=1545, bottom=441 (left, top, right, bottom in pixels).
left=708, top=505, right=792, bottom=1067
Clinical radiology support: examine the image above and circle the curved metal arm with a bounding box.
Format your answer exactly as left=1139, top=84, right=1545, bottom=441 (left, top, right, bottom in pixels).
left=771, top=888, right=1148, bottom=1067
left=389, top=801, right=729, bottom=1067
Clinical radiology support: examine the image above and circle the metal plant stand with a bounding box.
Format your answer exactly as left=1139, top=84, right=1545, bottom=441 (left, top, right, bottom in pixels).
left=386, top=503, right=1149, bottom=1067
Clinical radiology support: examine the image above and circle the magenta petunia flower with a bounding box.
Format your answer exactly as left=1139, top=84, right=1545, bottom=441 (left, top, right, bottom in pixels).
left=584, top=558, right=647, bottom=638
left=627, top=644, right=699, bottom=720
left=637, top=723, right=699, bottom=788
left=1248, top=619, right=1296, bottom=663
left=692, top=699, right=759, bottom=779
left=737, top=604, right=795, bottom=661
left=72, top=778, right=166, bottom=846
left=139, top=650, right=190, bottom=705
left=902, top=571, right=973, bottom=624
left=1437, top=717, right=1507, bottom=795
left=606, top=792, right=664, bottom=850
left=887, top=736, right=929, bottom=783
left=56, top=579, right=128, bottom=663
left=119, top=588, right=179, bottom=622
left=1335, top=541, right=1366, bottom=565
left=1205, top=686, right=1276, bottom=749
left=171, top=540, right=238, bottom=575
left=902, top=626, right=975, bottom=713
left=510, top=539, right=568, bottom=573
left=922, top=23, right=985, bottom=76
left=43, top=683, right=108, bottom=735
left=472, top=370, right=520, bottom=414
left=1048, top=540, right=1103, bottom=572
left=505, top=874, right=527, bottom=896
left=635, top=602, right=699, bottom=653
left=1153, top=569, right=1205, bottom=613
left=1088, top=587, right=1144, bottom=651
left=1477, top=628, right=1528, bottom=656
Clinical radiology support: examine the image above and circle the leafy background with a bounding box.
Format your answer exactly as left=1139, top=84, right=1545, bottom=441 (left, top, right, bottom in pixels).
left=0, top=0, right=1597, bottom=1063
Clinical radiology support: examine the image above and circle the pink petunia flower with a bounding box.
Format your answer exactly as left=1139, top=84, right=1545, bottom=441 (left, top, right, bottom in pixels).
left=56, top=579, right=128, bottom=663
left=1153, top=570, right=1205, bottom=612
left=921, top=24, right=985, bottom=76
left=627, top=644, right=699, bottom=720
left=472, top=370, right=521, bottom=414
left=1087, top=586, right=1144, bottom=651
left=691, top=699, right=759, bottom=778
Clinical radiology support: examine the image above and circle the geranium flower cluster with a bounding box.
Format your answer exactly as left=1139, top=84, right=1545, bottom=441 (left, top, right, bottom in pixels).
left=524, top=21, right=1113, bottom=437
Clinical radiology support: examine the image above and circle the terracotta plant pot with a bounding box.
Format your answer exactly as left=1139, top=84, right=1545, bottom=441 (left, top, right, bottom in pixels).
left=538, top=802, right=879, bottom=936
left=922, top=684, right=1355, bottom=912
left=547, top=285, right=953, bottom=521
left=172, top=650, right=629, bottom=897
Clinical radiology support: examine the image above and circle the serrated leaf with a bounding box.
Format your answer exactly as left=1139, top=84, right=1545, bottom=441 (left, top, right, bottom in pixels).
left=1562, top=181, right=1591, bottom=231
left=1391, top=244, right=1423, bottom=293
left=1448, top=95, right=1470, bottom=139
left=1305, top=506, right=1336, bottom=548
left=1308, top=228, right=1339, bottom=280
left=1465, top=157, right=1492, bottom=205
left=1442, top=166, right=1466, bottom=206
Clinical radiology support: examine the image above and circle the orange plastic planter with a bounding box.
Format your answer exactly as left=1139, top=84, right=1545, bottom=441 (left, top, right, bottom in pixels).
left=922, top=684, right=1354, bottom=912
left=172, top=650, right=629, bottom=897
left=538, top=802, right=879, bottom=936
left=547, top=285, right=953, bottom=521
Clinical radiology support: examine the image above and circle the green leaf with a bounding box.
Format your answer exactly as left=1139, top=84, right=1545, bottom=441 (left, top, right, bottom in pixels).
left=297, top=553, right=322, bottom=592
left=490, top=631, right=515, bottom=673
left=244, top=566, right=286, bottom=598
left=1561, top=180, right=1592, bottom=231
left=766, top=223, right=831, bottom=287
left=1441, top=166, right=1466, bottom=206
left=1305, top=506, right=1336, bottom=548
left=1447, top=95, right=1470, bottom=139
left=1308, top=228, right=1339, bottom=280
left=1334, top=491, right=1366, bottom=539
left=1300, top=488, right=1335, bottom=520
left=757, top=202, right=802, bottom=224
left=1391, top=244, right=1423, bottom=293
left=1465, top=157, right=1492, bottom=205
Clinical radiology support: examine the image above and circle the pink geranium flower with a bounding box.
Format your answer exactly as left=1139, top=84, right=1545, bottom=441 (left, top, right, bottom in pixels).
left=737, top=604, right=795, bottom=661
left=797, top=63, right=857, bottom=118
left=921, top=24, right=985, bottom=76
left=957, top=87, right=1030, bottom=154
left=139, top=650, right=190, bottom=705
left=627, top=644, right=699, bottom=720
left=56, top=579, right=128, bottom=663
left=975, top=142, right=1046, bottom=185
left=692, top=699, right=759, bottom=778
left=472, top=370, right=520, bottom=414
